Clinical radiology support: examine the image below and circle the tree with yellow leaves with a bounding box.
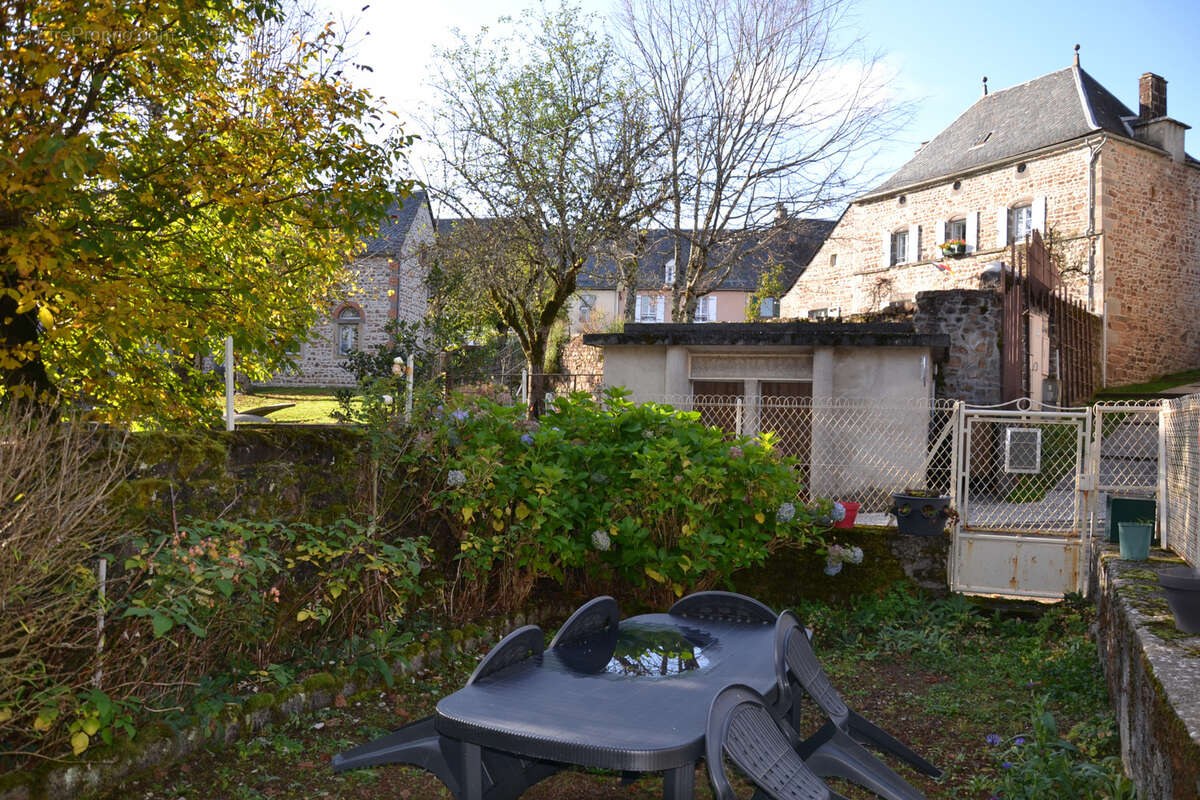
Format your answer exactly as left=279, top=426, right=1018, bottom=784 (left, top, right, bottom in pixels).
left=1, top=1, right=406, bottom=423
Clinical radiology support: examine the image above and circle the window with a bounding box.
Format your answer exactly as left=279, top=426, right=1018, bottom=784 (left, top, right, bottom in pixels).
left=1009, top=203, right=1032, bottom=243
left=336, top=306, right=362, bottom=356
left=946, top=217, right=966, bottom=242
left=580, top=293, right=597, bottom=313
left=829, top=253, right=837, bottom=268
left=758, top=297, right=779, bottom=318
left=664, top=258, right=676, bottom=286
left=693, top=295, right=717, bottom=323
left=890, top=230, right=908, bottom=266
left=636, top=294, right=664, bottom=322
left=808, top=307, right=839, bottom=320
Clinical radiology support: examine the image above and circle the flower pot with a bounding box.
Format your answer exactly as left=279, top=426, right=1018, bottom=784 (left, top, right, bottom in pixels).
left=1159, top=566, right=1200, bottom=634
left=891, top=493, right=951, bottom=536
left=1118, top=522, right=1153, bottom=560
left=833, top=501, right=859, bottom=529
left=941, top=243, right=965, bottom=257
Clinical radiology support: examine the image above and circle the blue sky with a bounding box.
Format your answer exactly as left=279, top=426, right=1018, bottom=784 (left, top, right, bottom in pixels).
left=326, top=0, right=1198, bottom=209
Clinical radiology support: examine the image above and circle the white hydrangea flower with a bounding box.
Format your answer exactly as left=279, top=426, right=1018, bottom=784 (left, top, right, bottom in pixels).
left=847, top=546, right=864, bottom=565
left=381, top=394, right=393, bottom=406
left=776, top=502, right=796, bottom=523
left=447, top=469, right=466, bottom=487
left=591, top=529, right=612, bottom=551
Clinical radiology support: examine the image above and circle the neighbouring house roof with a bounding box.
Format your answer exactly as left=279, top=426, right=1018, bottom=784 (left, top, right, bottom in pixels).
left=866, top=67, right=1138, bottom=198
left=577, top=219, right=836, bottom=294
left=583, top=321, right=949, bottom=357
left=361, top=189, right=430, bottom=257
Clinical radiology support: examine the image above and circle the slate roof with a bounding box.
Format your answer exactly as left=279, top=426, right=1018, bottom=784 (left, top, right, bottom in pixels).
left=867, top=67, right=1138, bottom=198
left=582, top=321, right=950, bottom=357
left=577, top=219, right=835, bottom=293
left=361, top=189, right=429, bottom=256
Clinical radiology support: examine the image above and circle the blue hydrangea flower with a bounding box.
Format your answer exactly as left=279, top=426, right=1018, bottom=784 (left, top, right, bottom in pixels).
left=520, top=433, right=534, bottom=445
left=823, top=561, right=843, bottom=576
left=776, top=502, right=796, bottom=523
left=451, top=409, right=469, bottom=421
left=447, top=470, right=466, bottom=487
left=831, top=502, right=846, bottom=522
left=591, top=529, right=612, bottom=551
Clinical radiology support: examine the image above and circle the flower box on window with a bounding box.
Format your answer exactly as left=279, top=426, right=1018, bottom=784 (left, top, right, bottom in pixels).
left=939, top=240, right=966, bottom=257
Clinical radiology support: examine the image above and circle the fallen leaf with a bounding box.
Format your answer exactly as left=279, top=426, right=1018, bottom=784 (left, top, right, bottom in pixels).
left=334, top=694, right=347, bottom=708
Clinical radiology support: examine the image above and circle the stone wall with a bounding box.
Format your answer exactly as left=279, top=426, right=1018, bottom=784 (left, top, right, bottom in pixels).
left=1099, top=138, right=1200, bottom=385
left=914, top=289, right=1003, bottom=404
left=265, top=206, right=432, bottom=387
left=1093, top=544, right=1200, bottom=800
left=782, top=144, right=1095, bottom=320
left=560, top=335, right=604, bottom=393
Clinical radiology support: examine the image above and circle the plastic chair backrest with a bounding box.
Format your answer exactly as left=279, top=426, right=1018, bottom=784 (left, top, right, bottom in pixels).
left=775, top=610, right=849, bottom=724
left=549, top=596, right=619, bottom=649
left=706, top=684, right=844, bottom=800
left=466, top=625, right=544, bottom=685
left=669, top=591, right=776, bottom=624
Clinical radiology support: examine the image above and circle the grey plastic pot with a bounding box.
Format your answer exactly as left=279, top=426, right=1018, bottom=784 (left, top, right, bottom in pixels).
left=891, top=493, right=951, bottom=536
left=1159, top=566, right=1200, bottom=634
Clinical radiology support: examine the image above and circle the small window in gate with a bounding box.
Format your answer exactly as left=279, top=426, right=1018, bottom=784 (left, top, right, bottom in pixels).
left=1005, top=427, right=1042, bottom=474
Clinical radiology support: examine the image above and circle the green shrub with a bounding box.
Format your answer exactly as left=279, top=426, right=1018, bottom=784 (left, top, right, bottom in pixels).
left=420, top=388, right=822, bottom=610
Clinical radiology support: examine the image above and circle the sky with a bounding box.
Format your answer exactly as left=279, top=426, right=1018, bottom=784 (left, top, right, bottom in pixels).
left=322, top=0, right=1200, bottom=217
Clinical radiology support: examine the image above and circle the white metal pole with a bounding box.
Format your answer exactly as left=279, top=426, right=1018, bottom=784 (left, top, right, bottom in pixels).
left=94, top=557, right=106, bottom=688
left=405, top=354, right=415, bottom=423
left=224, top=336, right=235, bottom=431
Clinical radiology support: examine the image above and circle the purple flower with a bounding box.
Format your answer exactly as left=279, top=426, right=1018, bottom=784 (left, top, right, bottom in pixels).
left=985, top=733, right=1002, bottom=746
left=451, top=409, right=470, bottom=422
left=520, top=433, right=534, bottom=445
left=728, top=445, right=743, bottom=459
left=1014, top=737, right=1026, bottom=746
left=1001, top=762, right=1013, bottom=769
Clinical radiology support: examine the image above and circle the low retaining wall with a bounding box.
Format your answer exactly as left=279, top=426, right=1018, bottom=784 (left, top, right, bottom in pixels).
left=1092, top=543, right=1200, bottom=800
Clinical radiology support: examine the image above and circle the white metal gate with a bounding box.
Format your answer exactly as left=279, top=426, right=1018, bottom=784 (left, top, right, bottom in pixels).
left=950, top=402, right=1094, bottom=599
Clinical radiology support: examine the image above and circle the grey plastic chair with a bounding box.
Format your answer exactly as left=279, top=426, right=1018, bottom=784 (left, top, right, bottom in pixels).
left=669, top=590, right=777, bottom=624
left=549, top=596, right=619, bottom=648
left=468, top=624, right=545, bottom=684
left=774, top=610, right=938, bottom=800
left=334, top=624, right=554, bottom=800
left=706, top=684, right=848, bottom=800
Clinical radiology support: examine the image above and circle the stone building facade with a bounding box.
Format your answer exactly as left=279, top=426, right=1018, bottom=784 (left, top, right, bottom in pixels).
left=782, top=65, right=1200, bottom=387
left=265, top=191, right=432, bottom=387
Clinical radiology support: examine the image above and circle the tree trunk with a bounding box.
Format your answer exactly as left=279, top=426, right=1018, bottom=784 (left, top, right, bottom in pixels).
left=525, top=336, right=548, bottom=419
left=0, top=268, right=53, bottom=402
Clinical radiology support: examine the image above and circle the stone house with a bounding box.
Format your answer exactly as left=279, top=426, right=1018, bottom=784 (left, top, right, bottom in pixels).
left=265, top=190, right=433, bottom=386
left=781, top=61, right=1200, bottom=387
left=569, top=219, right=834, bottom=333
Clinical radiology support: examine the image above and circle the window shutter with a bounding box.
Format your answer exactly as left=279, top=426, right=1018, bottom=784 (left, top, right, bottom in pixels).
left=1032, top=196, right=1046, bottom=233
left=935, top=220, right=946, bottom=247
left=636, top=295, right=646, bottom=320
left=996, top=207, right=1008, bottom=247
left=707, top=295, right=717, bottom=321
left=655, top=296, right=665, bottom=323
left=966, top=211, right=979, bottom=253
left=907, top=224, right=920, bottom=263
left=881, top=232, right=891, bottom=268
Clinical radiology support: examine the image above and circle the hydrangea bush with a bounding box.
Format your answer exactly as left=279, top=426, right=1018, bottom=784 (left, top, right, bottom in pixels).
left=416, top=389, right=824, bottom=608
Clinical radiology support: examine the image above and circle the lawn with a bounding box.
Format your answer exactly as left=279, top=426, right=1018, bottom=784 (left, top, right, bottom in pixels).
left=232, top=387, right=346, bottom=424
left=100, top=586, right=1130, bottom=800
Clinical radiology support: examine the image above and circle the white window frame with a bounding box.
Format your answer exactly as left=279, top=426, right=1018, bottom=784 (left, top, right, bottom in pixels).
left=335, top=306, right=362, bottom=356
left=890, top=229, right=908, bottom=266
left=664, top=258, right=676, bottom=286
left=1009, top=203, right=1033, bottom=244
left=636, top=294, right=665, bottom=323
left=758, top=297, right=779, bottom=318
left=693, top=295, right=717, bottom=323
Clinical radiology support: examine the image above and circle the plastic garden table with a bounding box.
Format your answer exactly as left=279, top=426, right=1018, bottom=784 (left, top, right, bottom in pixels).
left=434, top=611, right=778, bottom=800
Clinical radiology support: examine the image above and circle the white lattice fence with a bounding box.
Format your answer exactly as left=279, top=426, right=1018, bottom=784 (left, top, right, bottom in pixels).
left=1161, top=395, right=1200, bottom=567
left=646, top=395, right=957, bottom=511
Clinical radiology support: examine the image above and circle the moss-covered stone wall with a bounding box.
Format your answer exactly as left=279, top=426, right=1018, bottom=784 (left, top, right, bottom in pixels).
left=110, top=426, right=376, bottom=533
left=1093, top=543, right=1200, bottom=800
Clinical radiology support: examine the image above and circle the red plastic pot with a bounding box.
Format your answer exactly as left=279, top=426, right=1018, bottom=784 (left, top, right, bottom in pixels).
left=834, top=501, right=859, bottom=528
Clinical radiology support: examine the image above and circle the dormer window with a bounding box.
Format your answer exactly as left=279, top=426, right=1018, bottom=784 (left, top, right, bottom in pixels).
left=664, top=258, right=676, bottom=286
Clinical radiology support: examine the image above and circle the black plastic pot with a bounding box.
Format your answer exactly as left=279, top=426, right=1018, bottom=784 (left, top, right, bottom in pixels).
left=891, top=493, right=952, bottom=536
left=1159, top=566, right=1200, bottom=634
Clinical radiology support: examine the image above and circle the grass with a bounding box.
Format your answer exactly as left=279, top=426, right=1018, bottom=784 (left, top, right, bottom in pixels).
left=231, top=387, right=346, bottom=424
left=1093, top=367, right=1200, bottom=399
left=98, top=585, right=1129, bottom=800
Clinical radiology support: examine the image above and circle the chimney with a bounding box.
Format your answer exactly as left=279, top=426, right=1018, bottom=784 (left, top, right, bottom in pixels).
left=1139, top=73, right=1167, bottom=119
left=775, top=202, right=787, bottom=225
left=1133, top=72, right=1188, bottom=162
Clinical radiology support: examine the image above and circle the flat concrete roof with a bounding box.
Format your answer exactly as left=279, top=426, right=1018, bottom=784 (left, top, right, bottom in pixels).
left=582, top=322, right=950, bottom=358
